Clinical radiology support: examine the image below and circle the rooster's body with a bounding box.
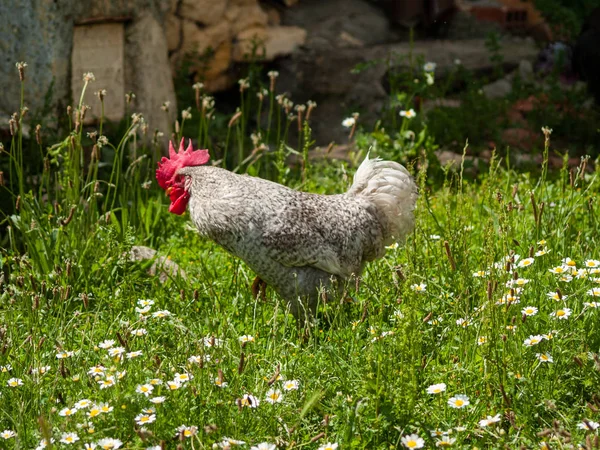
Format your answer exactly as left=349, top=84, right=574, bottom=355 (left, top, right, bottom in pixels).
left=157, top=141, right=417, bottom=319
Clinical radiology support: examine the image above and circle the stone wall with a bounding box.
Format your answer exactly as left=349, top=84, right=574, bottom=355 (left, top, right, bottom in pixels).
left=0, top=0, right=307, bottom=133
left=1, top=0, right=176, bottom=138
left=167, top=0, right=307, bottom=92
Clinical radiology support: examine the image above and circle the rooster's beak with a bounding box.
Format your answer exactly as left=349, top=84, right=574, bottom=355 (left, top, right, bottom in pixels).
left=166, top=186, right=173, bottom=196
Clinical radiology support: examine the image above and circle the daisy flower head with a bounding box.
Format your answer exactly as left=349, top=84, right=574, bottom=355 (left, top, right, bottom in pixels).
left=456, top=318, right=471, bottom=327
left=265, top=389, right=283, bottom=404
left=88, top=365, right=106, bottom=376
left=400, top=109, right=417, bottom=119
left=173, top=372, right=193, bottom=383
left=215, top=377, right=228, bottom=388
left=241, top=394, right=260, bottom=408
left=202, top=336, right=224, bottom=347
left=87, top=405, right=103, bottom=418
left=430, top=429, right=452, bottom=437
left=283, top=379, right=299, bottom=391
left=56, top=350, right=74, bottom=359
left=176, top=425, right=198, bottom=438
left=535, top=248, right=551, bottom=257
left=167, top=380, right=182, bottom=390
left=96, top=438, right=123, bottom=449
left=220, top=437, right=246, bottom=448
left=126, top=350, right=143, bottom=359
left=550, top=308, right=572, bottom=320
left=423, top=62, right=437, bottom=72
left=577, top=420, right=600, bottom=431
left=137, top=299, right=154, bottom=307
left=7, top=378, right=23, bottom=387
left=0, top=364, right=11, bottom=373
left=188, top=355, right=209, bottom=364
left=251, top=443, right=276, bottom=450
left=562, top=257, right=577, bottom=269
left=547, top=291, right=567, bottom=301
left=507, top=278, right=530, bottom=287
left=31, top=365, right=51, bottom=375
left=107, top=347, right=125, bottom=357
left=448, top=394, right=470, bottom=409
left=536, top=353, right=553, bottom=363
left=136, top=305, right=151, bottom=315
left=524, top=335, right=544, bottom=346
left=588, top=288, right=600, bottom=297
left=318, top=443, right=338, bottom=450
left=0, top=430, right=16, bottom=439
left=401, top=433, right=425, bottom=449
left=522, top=306, right=538, bottom=316
left=136, top=384, right=154, bottom=396
left=477, top=336, right=488, bottom=346
left=98, top=340, right=115, bottom=349
left=152, top=309, right=172, bottom=318
left=496, top=293, right=520, bottom=306
left=435, top=436, right=456, bottom=447
left=585, top=301, right=600, bottom=309
left=426, top=383, right=446, bottom=394
left=239, top=335, right=255, bottom=343
left=59, top=407, right=78, bottom=417
left=60, top=432, right=80, bottom=444
left=517, top=257, right=535, bottom=268
left=150, top=396, right=166, bottom=404
left=98, top=403, right=114, bottom=414
left=135, top=413, right=156, bottom=425
left=473, top=270, right=488, bottom=278
left=341, top=117, right=355, bottom=128
left=478, top=414, right=501, bottom=427
left=549, top=266, right=568, bottom=274
left=132, top=328, right=147, bottom=336
left=585, top=259, right=600, bottom=268
left=425, top=72, right=435, bottom=85
left=98, top=376, right=116, bottom=389
left=411, top=283, right=427, bottom=293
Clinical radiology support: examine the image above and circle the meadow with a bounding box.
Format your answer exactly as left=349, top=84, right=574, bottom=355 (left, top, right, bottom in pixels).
left=1, top=59, right=600, bottom=450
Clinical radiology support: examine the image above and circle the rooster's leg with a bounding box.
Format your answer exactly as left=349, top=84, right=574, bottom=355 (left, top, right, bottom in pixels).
left=251, top=276, right=267, bottom=301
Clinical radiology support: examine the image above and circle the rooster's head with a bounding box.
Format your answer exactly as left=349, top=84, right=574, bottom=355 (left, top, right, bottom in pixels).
left=156, top=138, right=210, bottom=215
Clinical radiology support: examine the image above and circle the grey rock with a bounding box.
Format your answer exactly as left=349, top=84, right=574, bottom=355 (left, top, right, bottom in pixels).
left=282, top=0, right=396, bottom=51
left=518, top=59, right=534, bottom=81
left=129, top=245, right=186, bottom=282
left=482, top=78, right=512, bottom=99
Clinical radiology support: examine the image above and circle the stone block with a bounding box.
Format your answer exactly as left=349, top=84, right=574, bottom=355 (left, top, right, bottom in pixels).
left=233, top=25, right=306, bottom=62
left=71, top=23, right=125, bottom=123
left=179, top=0, right=227, bottom=25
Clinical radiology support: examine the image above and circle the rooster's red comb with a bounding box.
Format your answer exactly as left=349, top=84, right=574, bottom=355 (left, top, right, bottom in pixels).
left=156, top=138, right=210, bottom=190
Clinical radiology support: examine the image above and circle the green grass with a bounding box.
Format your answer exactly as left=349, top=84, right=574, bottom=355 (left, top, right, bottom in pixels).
left=2, top=63, right=600, bottom=450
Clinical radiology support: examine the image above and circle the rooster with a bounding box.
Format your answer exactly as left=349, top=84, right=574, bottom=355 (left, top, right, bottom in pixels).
left=156, top=139, right=418, bottom=320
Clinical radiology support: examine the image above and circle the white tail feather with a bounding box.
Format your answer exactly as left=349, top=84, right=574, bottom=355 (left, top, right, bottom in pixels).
left=347, top=155, right=418, bottom=244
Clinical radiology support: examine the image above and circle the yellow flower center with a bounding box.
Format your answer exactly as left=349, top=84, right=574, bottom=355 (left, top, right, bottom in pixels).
left=557, top=311, right=565, bottom=316
left=406, top=440, right=417, bottom=448
left=455, top=399, right=464, bottom=406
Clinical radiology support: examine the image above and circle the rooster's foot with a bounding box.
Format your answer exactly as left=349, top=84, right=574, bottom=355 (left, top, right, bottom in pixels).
left=251, top=276, right=267, bottom=301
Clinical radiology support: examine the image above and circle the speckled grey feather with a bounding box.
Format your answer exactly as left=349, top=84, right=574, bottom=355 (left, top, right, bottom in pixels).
left=178, top=156, right=417, bottom=319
